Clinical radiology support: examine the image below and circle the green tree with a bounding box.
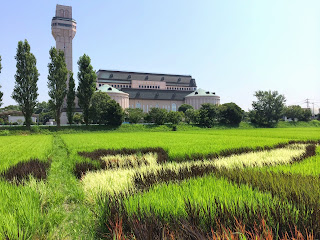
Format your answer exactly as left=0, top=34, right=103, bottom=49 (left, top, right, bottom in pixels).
left=148, top=108, right=168, bottom=125
left=250, top=90, right=286, bottom=127
left=300, top=108, right=312, bottom=121
left=218, top=102, right=243, bottom=125
left=0, top=105, right=21, bottom=112
left=47, top=47, right=68, bottom=127
left=284, top=105, right=303, bottom=122
left=77, top=54, right=97, bottom=125
left=105, top=99, right=124, bottom=126
left=73, top=113, right=83, bottom=124
left=35, top=101, right=54, bottom=125
left=0, top=55, right=3, bottom=107
left=199, top=103, right=218, bottom=128
left=12, top=40, right=39, bottom=129
left=89, top=91, right=111, bottom=124
left=167, top=111, right=183, bottom=125
left=178, top=104, right=193, bottom=113
left=184, top=108, right=199, bottom=124
left=126, top=108, right=144, bottom=124
left=67, top=72, right=76, bottom=125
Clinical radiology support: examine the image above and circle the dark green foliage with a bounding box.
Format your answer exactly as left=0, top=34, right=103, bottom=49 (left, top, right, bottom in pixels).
left=126, top=108, right=144, bottom=124
left=147, top=108, right=168, bottom=125
left=300, top=108, right=312, bottom=121
left=105, top=99, right=124, bottom=126
left=47, top=47, right=68, bottom=127
left=167, top=111, right=183, bottom=125
left=178, top=104, right=193, bottom=113
left=284, top=105, right=304, bottom=121
left=250, top=90, right=286, bottom=127
left=89, top=91, right=111, bottom=125
left=0, top=105, right=21, bottom=112
left=184, top=108, right=199, bottom=124
left=67, top=72, right=76, bottom=125
left=198, top=103, right=218, bottom=127
left=77, top=54, right=97, bottom=125
left=12, top=40, right=39, bottom=129
left=0, top=55, right=3, bottom=107
left=35, top=101, right=54, bottom=125
left=73, top=113, right=83, bottom=124
left=218, top=102, right=243, bottom=125
left=1, top=159, right=50, bottom=184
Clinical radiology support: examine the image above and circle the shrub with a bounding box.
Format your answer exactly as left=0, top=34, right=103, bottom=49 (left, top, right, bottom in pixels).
left=178, top=104, right=193, bottom=113
left=167, top=111, right=183, bottom=125
left=218, top=102, right=243, bottom=125
left=184, top=109, right=199, bottom=124
left=126, top=108, right=144, bottom=124
left=147, top=108, right=168, bottom=125
left=198, top=103, right=218, bottom=127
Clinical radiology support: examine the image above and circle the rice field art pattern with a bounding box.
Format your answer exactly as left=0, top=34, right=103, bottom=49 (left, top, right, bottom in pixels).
left=1, top=128, right=320, bottom=239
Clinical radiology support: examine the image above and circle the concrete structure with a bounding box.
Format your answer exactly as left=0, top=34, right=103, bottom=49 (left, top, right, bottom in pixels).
left=0, top=111, right=38, bottom=125
left=51, top=5, right=220, bottom=124
left=51, top=4, right=76, bottom=75
left=185, top=88, right=220, bottom=110
left=97, top=85, right=129, bottom=109
left=97, top=70, right=220, bottom=112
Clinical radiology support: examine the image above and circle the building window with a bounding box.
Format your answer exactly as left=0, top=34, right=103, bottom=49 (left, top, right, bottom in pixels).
left=172, top=103, right=177, bottom=112
left=156, top=104, right=159, bottom=108
left=136, top=102, right=141, bottom=109
left=109, top=74, right=113, bottom=78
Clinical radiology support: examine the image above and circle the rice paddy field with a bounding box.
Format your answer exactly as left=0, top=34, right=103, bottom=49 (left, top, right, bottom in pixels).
left=0, top=127, right=320, bottom=239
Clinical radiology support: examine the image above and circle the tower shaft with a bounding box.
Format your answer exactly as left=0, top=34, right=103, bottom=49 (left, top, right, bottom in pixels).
left=51, top=4, right=76, bottom=75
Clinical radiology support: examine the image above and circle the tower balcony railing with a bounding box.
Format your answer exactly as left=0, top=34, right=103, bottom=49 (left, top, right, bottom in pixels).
left=52, top=16, right=76, bottom=23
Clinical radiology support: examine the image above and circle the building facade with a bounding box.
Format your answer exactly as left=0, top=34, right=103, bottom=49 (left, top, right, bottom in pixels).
left=52, top=5, right=220, bottom=124
left=96, top=70, right=220, bottom=113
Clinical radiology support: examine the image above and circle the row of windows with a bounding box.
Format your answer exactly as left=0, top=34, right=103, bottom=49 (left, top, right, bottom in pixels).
left=133, top=103, right=177, bottom=112
left=139, top=85, right=160, bottom=89
left=167, top=87, right=196, bottom=91
left=112, top=84, right=131, bottom=88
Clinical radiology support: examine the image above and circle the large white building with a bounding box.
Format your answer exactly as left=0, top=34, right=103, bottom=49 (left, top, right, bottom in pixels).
left=51, top=4, right=220, bottom=124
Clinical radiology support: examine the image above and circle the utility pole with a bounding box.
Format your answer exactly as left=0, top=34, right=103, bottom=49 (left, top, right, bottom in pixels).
left=305, top=99, right=310, bottom=109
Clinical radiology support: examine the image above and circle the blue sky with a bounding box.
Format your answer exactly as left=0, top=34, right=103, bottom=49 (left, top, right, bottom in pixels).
left=0, top=0, right=319, bottom=111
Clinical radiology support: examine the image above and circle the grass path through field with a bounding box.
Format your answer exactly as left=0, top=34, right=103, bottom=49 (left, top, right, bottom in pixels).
left=41, top=135, right=95, bottom=239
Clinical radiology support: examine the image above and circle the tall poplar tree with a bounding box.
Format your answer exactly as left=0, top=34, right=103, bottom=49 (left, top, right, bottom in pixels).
left=67, top=71, right=76, bottom=125
left=12, top=40, right=39, bottom=129
left=0, top=55, right=3, bottom=107
left=77, top=54, right=96, bottom=125
left=47, top=47, right=68, bottom=127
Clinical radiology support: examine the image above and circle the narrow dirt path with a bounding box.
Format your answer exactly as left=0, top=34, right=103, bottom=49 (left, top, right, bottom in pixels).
left=41, top=134, right=96, bottom=239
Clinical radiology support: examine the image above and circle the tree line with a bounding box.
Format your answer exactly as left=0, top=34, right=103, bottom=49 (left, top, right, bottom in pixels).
left=0, top=40, right=317, bottom=129
left=0, top=39, right=106, bottom=129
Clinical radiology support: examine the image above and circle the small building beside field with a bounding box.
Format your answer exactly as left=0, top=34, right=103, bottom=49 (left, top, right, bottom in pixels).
left=0, top=111, right=38, bottom=125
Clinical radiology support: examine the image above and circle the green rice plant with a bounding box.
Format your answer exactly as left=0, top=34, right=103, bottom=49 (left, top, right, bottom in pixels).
left=0, top=135, right=53, bottom=172
left=214, top=168, right=320, bottom=236
left=0, top=179, right=44, bottom=240
left=112, top=175, right=302, bottom=237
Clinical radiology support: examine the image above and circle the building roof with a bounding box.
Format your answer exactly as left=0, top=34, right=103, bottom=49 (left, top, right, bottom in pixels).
left=121, top=88, right=193, bottom=101
left=97, top=84, right=124, bottom=93
left=185, top=88, right=218, bottom=97
left=0, top=110, right=38, bottom=117
left=97, top=69, right=197, bottom=87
